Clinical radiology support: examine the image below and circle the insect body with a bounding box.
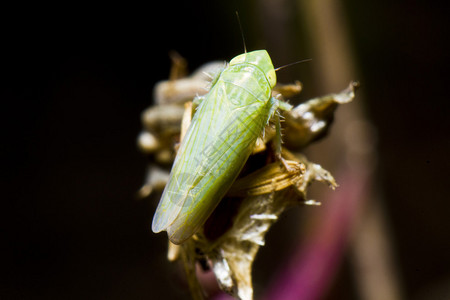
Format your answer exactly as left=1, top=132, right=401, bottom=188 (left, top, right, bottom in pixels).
left=152, top=50, right=285, bottom=244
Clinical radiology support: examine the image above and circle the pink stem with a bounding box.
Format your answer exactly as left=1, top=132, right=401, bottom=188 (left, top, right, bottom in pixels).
left=263, top=166, right=368, bottom=300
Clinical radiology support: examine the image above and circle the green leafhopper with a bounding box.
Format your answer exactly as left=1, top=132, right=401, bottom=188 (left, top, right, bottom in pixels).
left=152, top=50, right=289, bottom=244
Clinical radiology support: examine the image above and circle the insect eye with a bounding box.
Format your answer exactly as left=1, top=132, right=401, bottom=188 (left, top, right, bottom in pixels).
left=266, top=69, right=276, bottom=88
left=230, top=54, right=246, bottom=66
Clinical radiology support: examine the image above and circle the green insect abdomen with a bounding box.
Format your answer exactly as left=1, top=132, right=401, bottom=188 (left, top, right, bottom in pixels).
left=152, top=50, right=278, bottom=244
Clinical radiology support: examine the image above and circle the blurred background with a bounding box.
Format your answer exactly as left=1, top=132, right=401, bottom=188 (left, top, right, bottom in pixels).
left=2, top=0, right=449, bottom=299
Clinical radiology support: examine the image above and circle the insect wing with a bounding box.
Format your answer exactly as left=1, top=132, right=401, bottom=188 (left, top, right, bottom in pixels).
left=153, top=85, right=268, bottom=243
left=152, top=53, right=278, bottom=244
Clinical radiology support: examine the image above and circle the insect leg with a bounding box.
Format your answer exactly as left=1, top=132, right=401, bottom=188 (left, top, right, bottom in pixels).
left=191, top=95, right=207, bottom=118
left=277, top=99, right=293, bottom=112
left=272, top=107, right=297, bottom=173
left=192, top=95, right=205, bottom=107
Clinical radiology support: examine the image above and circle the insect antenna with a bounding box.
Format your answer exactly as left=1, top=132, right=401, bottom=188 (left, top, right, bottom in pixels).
left=235, top=11, right=247, bottom=54
left=274, top=58, right=312, bottom=72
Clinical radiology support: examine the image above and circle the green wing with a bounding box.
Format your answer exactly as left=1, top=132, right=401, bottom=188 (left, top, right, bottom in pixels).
left=152, top=64, right=276, bottom=244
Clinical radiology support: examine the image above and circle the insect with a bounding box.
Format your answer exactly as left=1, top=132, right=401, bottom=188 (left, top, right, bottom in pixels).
left=152, top=50, right=293, bottom=244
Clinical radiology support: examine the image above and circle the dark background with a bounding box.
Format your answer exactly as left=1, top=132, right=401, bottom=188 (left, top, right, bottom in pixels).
left=2, top=1, right=449, bottom=299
